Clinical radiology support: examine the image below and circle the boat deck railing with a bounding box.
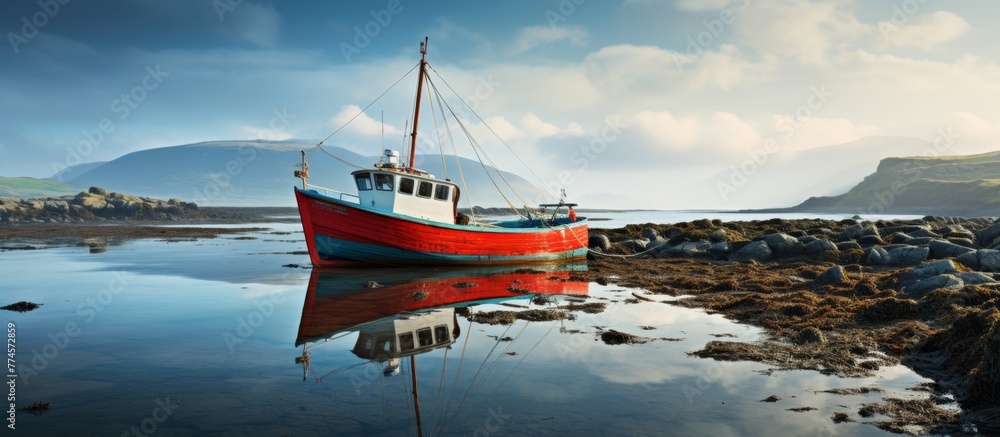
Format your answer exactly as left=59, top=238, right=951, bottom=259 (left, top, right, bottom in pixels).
left=305, top=183, right=360, bottom=202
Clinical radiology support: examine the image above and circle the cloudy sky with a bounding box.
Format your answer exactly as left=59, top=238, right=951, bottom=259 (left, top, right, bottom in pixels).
left=2, top=0, right=999, bottom=208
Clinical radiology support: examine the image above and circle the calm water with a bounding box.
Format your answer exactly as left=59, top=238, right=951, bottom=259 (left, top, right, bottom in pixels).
left=4, top=217, right=943, bottom=436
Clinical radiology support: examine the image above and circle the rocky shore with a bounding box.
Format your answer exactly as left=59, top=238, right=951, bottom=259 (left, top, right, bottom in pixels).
left=581, top=216, right=1000, bottom=434
left=0, top=186, right=202, bottom=224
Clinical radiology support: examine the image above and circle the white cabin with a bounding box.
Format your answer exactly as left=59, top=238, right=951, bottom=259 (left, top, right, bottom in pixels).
left=352, top=149, right=459, bottom=223
left=351, top=309, right=457, bottom=360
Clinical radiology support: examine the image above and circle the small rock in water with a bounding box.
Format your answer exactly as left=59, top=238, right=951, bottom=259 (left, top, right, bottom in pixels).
left=1, top=301, right=41, bottom=312
left=600, top=329, right=647, bottom=345
left=761, top=395, right=782, bottom=403
left=365, top=281, right=382, bottom=288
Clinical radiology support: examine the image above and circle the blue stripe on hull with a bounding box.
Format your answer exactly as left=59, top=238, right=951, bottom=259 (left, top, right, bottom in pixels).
left=315, top=234, right=587, bottom=266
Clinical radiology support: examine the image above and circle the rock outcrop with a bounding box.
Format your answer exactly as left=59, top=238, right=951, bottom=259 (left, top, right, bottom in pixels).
left=0, top=186, right=202, bottom=225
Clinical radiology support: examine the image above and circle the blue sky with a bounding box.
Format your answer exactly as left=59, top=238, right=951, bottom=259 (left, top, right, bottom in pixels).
left=3, top=0, right=999, bottom=208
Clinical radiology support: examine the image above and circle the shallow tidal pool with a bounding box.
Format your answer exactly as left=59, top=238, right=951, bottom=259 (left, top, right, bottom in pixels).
left=2, top=223, right=945, bottom=436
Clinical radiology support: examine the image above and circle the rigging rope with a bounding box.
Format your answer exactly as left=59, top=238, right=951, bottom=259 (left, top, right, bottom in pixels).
left=427, top=64, right=558, bottom=201
left=424, top=74, right=449, bottom=181
left=436, top=319, right=473, bottom=436
left=424, top=76, right=526, bottom=217
left=317, top=62, right=419, bottom=147
left=432, top=78, right=476, bottom=222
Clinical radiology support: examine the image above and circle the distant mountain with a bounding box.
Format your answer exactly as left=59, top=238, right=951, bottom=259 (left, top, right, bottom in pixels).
left=51, top=161, right=107, bottom=182
left=63, top=140, right=550, bottom=207
left=0, top=177, right=81, bottom=198
left=676, top=136, right=938, bottom=209
left=785, top=150, right=1000, bottom=216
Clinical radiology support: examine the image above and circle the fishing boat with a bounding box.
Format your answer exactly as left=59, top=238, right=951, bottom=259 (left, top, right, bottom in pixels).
left=293, top=37, right=588, bottom=266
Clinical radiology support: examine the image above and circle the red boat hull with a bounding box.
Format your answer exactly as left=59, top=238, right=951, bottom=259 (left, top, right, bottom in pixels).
left=296, top=266, right=589, bottom=345
left=295, top=188, right=589, bottom=266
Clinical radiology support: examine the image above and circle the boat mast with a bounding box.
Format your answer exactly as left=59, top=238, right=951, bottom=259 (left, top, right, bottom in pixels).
left=408, top=37, right=429, bottom=170
left=411, top=355, right=423, bottom=437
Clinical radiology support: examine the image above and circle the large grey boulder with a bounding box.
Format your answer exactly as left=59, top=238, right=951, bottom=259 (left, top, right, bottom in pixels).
left=656, top=241, right=711, bottom=258
left=762, top=233, right=805, bottom=258
left=867, top=245, right=929, bottom=266
left=887, top=246, right=930, bottom=266
left=839, top=222, right=879, bottom=241
left=937, top=225, right=975, bottom=241
left=836, top=241, right=862, bottom=251
left=709, top=228, right=727, bottom=242
left=976, top=219, right=1000, bottom=248
left=43, top=200, right=69, bottom=214
left=956, top=249, right=1000, bottom=272
left=867, top=247, right=890, bottom=265
left=728, top=240, right=773, bottom=263
left=588, top=235, right=611, bottom=252
left=857, top=234, right=885, bottom=246
left=881, top=224, right=931, bottom=237
left=804, top=239, right=838, bottom=256
left=907, top=228, right=942, bottom=239
left=620, top=238, right=649, bottom=254
left=641, top=229, right=659, bottom=240
left=901, top=274, right=964, bottom=299
left=814, top=265, right=846, bottom=285
left=956, top=272, right=996, bottom=285
left=928, top=239, right=975, bottom=259
left=896, top=260, right=957, bottom=289
left=708, top=241, right=731, bottom=254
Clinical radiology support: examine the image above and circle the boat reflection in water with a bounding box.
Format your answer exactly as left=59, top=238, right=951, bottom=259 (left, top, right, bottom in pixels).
left=294, top=264, right=588, bottom=435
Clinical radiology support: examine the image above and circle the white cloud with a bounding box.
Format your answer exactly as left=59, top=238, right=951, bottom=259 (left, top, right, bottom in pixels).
left=329, top=105, right=402, bottom=138
left=880, top=11, right=970, bottom=50
left=510, top=25, right=588, bottom=54
left=520, top=113, right=561, bottom=140
left=733, top=0, right=870, bottom=65
left=673, top=0, right=731, bottom=11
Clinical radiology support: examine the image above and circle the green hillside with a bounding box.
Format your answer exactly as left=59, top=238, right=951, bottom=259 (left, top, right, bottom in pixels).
left=0, top=177, right=81, bottom=198
left=792, top=150, right=1000, bottom=215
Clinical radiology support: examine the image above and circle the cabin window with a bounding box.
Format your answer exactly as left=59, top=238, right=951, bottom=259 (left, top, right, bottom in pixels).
left=417, top=181, right=433, bottom=198
left=398, top=333, right=414, bottom=352
left=375, top=173, right=394, bottom=191
left=434, top=185, right=450, bottom=201
left=398, top=177, right=415, bottom=195
left=434, top=325, right=450, bottom=344
left=355, top=173, right=373, bottom=191
left=417, top=328, right=434, bottom=347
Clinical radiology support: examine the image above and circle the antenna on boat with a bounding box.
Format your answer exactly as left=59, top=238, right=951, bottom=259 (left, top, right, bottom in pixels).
left=294, top=150, right=309, bottom=189
left=381, top=110, right=385, bottom=155
left=408, top=36, right=429, bottom=170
